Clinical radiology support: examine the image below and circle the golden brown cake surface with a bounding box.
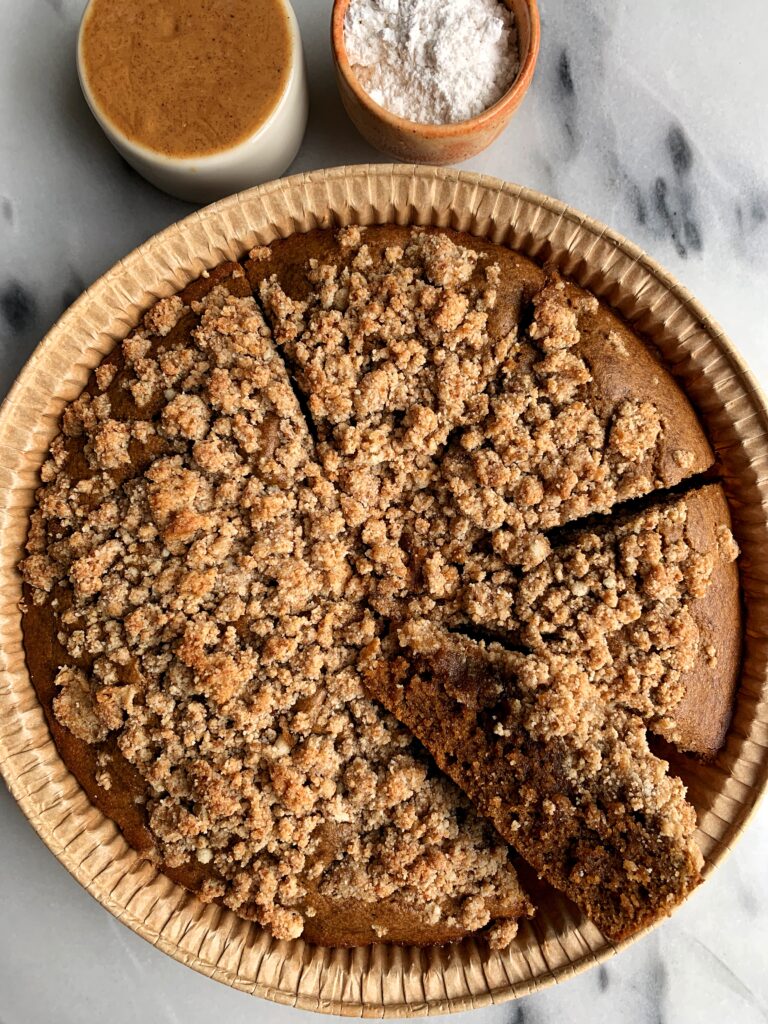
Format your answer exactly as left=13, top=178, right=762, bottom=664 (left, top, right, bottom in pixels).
left=20, top=225, right=741, bottom=947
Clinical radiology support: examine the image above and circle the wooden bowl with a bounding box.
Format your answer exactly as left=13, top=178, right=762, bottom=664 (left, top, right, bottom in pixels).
left=331, top=0, right=540, bottom=163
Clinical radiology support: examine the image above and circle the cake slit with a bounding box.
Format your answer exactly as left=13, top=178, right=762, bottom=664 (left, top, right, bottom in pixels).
left=447, top=622, right=528, bottom=655
left=538, top=469, right=723, bottom=550
left=245, top=280, right=324, bottom=450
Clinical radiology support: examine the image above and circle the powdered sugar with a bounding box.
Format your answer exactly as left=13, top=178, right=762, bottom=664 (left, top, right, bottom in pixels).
left=344, top=0, right=520, bottom=125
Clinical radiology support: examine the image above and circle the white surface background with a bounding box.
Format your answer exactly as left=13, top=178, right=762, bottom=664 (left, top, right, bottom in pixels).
left=1, top=2, right=768, bottom=1022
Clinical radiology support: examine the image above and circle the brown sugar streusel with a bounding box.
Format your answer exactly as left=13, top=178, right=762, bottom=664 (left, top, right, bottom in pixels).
left=442, top=493, right=735, bottom=731
left=255, top=227, right=711, bottom=627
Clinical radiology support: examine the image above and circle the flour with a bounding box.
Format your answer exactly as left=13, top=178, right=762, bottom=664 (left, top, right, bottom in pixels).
left=343, top=0, right=519, bottom=125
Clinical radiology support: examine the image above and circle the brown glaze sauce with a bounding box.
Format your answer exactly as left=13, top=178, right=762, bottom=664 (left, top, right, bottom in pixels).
left=81, top=0, right=292, bottom=158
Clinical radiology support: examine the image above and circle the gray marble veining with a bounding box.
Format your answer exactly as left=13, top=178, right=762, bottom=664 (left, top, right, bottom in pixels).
left=1, top=1, right=767, bottom=1022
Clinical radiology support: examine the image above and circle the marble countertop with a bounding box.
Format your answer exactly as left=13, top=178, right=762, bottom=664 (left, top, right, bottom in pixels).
left=2, top=1, right=767, bottom=1021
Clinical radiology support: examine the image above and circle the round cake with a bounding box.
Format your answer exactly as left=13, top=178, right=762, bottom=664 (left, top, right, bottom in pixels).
left=19, top=225, right=742, bottom=947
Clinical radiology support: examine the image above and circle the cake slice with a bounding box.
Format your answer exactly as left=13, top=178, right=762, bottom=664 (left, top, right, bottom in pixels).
left=448, top=485, right=741, bottom=758
left=361, top=622, right=704, bottom=942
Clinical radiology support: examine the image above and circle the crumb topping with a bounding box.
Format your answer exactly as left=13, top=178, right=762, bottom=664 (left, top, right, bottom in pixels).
left=436, top=281, right=668, bottom=572
left=258, top=232, right=701, bottom=631
left=21, top=228, right=735, bottom=949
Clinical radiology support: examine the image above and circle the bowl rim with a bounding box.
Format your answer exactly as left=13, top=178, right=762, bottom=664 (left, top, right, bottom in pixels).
left=1, top=163, right=767, bottom=1017
left=330, top=0, right=541, bottom=136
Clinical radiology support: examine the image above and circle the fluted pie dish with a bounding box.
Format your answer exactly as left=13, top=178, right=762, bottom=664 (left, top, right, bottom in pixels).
left=1, top=166, right=766, bottom=1015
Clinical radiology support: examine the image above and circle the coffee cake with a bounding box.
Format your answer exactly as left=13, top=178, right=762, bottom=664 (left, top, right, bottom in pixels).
left=21, top=225, right=741, bottom=947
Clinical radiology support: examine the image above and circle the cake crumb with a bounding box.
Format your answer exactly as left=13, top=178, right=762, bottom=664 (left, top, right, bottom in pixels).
left=486, top=917, right=519, bottom=950
left=248, top=245, right=271, bottom=261
left=143, top=295, right=186, bottom=337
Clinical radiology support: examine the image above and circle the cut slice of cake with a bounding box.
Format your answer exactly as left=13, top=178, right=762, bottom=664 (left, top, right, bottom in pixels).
left=436, top=268, right=714, bottom=569
left=361, top=622, right=704, bottom=942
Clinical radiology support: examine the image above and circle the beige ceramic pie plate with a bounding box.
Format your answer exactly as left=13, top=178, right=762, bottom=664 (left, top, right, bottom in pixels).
left=1, top=166, right=767, bottom=1016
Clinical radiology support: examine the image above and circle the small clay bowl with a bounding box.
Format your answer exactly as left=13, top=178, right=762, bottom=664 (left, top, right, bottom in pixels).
left=331, top=0, right=540, bottom=164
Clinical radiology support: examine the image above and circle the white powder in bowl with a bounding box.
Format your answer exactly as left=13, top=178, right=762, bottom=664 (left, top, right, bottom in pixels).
left=343, top=0, right=520, bottom=125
